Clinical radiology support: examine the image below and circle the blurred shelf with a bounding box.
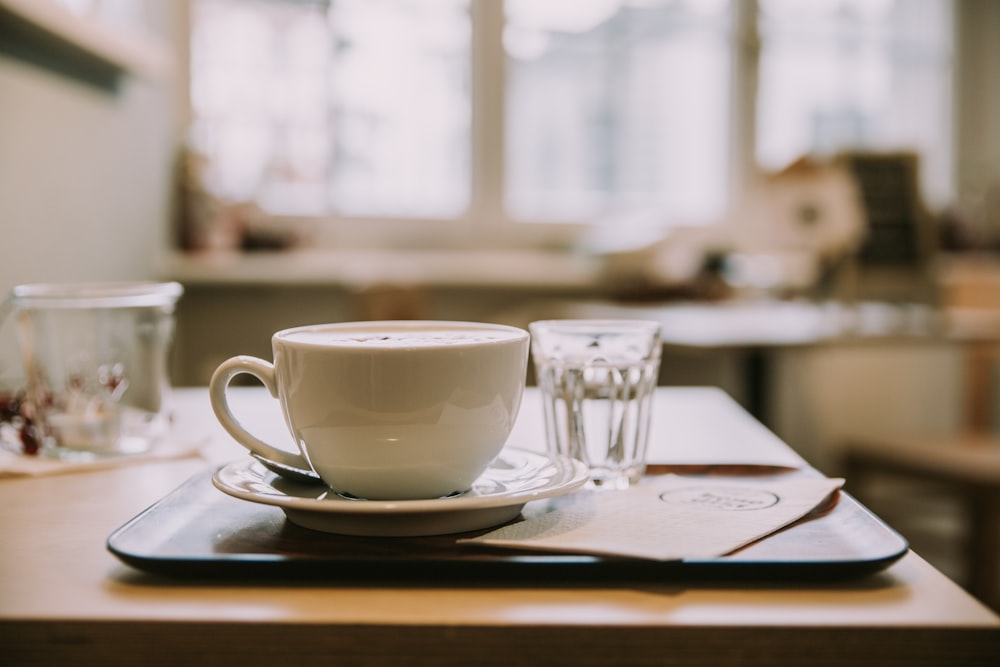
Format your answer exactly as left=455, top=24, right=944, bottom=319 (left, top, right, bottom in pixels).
left=160, top=248, right=602, bottom=291
left=0, top=0, right=171, bottom=84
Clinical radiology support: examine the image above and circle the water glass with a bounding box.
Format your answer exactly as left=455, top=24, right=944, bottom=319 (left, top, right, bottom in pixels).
left=529, top=319, right=661, bottom=490
left=4, top=282, right=183, bottom=460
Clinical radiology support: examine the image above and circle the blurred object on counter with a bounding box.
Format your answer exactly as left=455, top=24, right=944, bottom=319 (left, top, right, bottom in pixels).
left=737, top=156, right=867, bottom=262
left=837, top=151, right=939, bottom=304
left=590, top=223, right=733, bottom=302
left=173, top=146, right=305, bottom=254
left=173, top=146, right=231, bottom=252
left=591, top=156, right=867, bottom=301
left=939, top=180, right=1000, bottom=254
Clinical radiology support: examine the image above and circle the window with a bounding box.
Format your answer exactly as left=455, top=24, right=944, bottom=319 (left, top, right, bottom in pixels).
left=328, top=0, right=470, bottom=218
left=505, top=0, right=731, bottom=224
left=756, top=0, right=953, bottom=208
left=187, top=0, right=954, bottom=246
left=189, top=0, right=469, bottom=219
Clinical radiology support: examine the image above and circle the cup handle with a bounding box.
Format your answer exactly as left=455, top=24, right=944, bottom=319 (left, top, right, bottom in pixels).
left=209, top=355, right=311, bottom=472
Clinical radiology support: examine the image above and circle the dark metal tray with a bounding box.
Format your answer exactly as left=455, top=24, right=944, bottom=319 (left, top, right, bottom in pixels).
left=107, top=465, right=908, bottom=582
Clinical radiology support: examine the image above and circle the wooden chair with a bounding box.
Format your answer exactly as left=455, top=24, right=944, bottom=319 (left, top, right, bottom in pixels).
left=842, top=430, right=1000, bottom=609
left=841, top=293, right=1000, bottom=609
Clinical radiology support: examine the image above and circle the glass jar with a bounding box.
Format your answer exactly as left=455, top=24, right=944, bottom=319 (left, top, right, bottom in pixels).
left=5, top=282, right=183, bottom=459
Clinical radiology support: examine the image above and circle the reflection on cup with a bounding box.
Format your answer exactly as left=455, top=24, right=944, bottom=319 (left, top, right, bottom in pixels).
left=5, top=282, right=183, bottom=460
left=530, top=319, right=662, bottom=490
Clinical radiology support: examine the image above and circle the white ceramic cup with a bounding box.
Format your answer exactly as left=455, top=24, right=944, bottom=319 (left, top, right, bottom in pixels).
left=209, top=320, right=530, bottom=500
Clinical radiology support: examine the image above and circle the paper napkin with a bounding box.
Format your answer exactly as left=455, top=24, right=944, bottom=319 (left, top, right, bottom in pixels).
left=461, top=474, right=844, bottom=561
left=0, top=437, right=206, bottom=479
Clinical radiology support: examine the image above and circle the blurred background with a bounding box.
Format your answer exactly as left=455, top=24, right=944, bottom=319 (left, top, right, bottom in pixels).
left=1, top=0, right=999, bottom=603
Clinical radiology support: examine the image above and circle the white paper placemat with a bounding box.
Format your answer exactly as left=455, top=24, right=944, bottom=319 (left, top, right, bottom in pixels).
left=461, top=475, right=844, bottom=561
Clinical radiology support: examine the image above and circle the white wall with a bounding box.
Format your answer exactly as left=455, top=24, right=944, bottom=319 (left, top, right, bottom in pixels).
left=0, top=62, right=174, bottom=288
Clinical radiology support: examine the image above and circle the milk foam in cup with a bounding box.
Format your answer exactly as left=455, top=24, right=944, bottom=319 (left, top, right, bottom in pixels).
left=210, top=320, right=530, bottom=500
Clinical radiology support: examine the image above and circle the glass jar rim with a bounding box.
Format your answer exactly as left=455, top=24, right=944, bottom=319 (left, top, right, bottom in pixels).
left=11, top=281, right=183, bottom=309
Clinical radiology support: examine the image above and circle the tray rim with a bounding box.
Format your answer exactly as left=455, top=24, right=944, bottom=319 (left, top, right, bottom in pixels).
left=107, top=467, right=910, bottom=582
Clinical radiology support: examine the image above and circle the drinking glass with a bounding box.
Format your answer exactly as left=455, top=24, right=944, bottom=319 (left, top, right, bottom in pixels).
left=529, top=319, right=662, bottom=490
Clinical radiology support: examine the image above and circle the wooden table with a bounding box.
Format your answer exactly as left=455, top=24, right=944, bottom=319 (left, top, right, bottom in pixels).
left=1, top=387, right=997, bottom=666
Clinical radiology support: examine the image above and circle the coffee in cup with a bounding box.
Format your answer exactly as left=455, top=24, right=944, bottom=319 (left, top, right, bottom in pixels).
left=209, top=320, right=530, bottom=500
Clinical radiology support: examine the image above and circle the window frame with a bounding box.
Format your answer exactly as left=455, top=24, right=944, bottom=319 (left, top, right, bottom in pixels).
left=180, top=0, right=957, bottom=252
left=306, top=0, right=598, bottom=251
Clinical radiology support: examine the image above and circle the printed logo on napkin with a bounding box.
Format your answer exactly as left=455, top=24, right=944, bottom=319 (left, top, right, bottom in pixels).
left=460, top=475, right=845, bottom=561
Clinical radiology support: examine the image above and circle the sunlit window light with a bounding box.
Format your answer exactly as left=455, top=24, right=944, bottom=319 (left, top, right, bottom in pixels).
left=187, top=0, right=954, bottom=237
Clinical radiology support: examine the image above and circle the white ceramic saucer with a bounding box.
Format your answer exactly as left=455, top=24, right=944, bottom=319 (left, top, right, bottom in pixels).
left=211, top=447, right=588, bottom=537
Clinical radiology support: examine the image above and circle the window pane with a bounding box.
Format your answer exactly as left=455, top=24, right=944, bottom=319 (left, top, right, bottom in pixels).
left=757, top=0, right=953, bottom=207
left=190, top=0, right=331, bottom=215
left=189, top=0, right=470, bottom=219
left=330, top=0, right=471, bottom=218
left=505, top=0, right=732, bottom=225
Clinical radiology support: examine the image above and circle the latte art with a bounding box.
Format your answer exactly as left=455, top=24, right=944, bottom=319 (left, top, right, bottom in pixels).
left=284, top=328, right=522, bottom=347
